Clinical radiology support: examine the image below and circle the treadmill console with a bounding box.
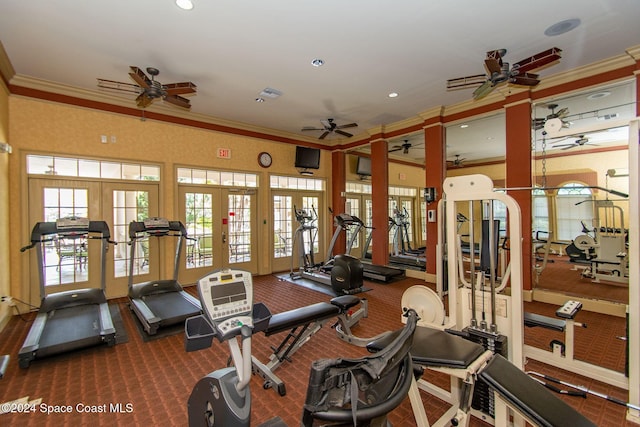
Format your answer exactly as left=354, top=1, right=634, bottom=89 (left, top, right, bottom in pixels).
left=198, top=269, right=253, bottom=341
left=56, top=217, right=90, bottom=231
left=143, top=217, right=170, bottom=230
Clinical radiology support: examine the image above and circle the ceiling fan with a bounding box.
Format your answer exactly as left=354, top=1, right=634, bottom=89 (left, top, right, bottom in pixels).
left=447, top=47, right=562, bottom=100
left=389, top=140, right=424, bottom=154
left=301, top=118, right=358, bottom=139
left=97, top=66, right=197, bottom=109
left=533, top=103, right=570, bottom=133
left=552, top=135, right=595, bottom=150
left=447, top=154, right=466, bottom=167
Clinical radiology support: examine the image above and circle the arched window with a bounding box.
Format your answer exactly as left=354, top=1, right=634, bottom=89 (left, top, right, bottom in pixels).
left=556, top=183, right=593, bottom=240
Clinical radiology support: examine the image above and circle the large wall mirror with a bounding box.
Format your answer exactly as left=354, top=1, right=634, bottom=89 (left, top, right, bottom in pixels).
left=531, top=79, right=635, bottom=305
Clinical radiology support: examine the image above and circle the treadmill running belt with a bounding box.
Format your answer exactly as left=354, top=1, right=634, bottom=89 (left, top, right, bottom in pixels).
left=38, top=304, right=105, bottom=358
left=142, top=292, right=200, bottom=326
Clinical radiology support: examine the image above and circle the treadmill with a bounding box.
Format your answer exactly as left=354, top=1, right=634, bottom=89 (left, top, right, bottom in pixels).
left=333, top=213, right=405, bottom=283
left=19, top=218, right=116, bottom=368
left=127, top=218, right=201, bottom=335
left=388, top=214, right=427, bottom=270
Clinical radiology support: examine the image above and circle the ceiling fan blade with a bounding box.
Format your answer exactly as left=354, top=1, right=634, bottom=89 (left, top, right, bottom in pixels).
left=97, top=79, right=141, bottom=94
left=320, top=119, right=332, bottom=129
left=555, top=107, right=569, bottom=119
left=135, top=93, right=154, bottom=108
left=532, top=118, right=546, bottom=130
left=511, top=73, right=540, bottom=86
left=446, top=74, right=487, bottom=89
left=164, top=94, right=191, bottom=109
left=301, top=127, right=324, bottom=131
left=389, top=146, right=403, bottom=153
left=334, top=129, right=354, bottom=138
left=319, top=131, right=330, bottom=140
left=484, top=58, right=502, bottom=74
left=336, top=123, right=358, bottom=129
left=129, top=66, right=152, bottom=89
left=163, top=81, right=197, bottom=95
left=513, top=47, right=562, bottom=74
left=472, top=80, right=495, bottom=99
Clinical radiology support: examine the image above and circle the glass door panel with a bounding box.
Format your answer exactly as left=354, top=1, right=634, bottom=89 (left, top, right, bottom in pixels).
left=103, top=182, right=159, bottom=298
left=27, top=179, right=101, bottom=305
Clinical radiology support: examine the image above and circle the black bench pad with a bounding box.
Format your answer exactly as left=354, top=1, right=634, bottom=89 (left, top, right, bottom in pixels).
left=524, top=312, right=566, bottom=332
left=479, top=354, right=596, bottom=427
left=368, top=326, right=485, bottom=369
left=264, top=302, right=341, bottom=336
left=329, top=295, right=360, bottom=311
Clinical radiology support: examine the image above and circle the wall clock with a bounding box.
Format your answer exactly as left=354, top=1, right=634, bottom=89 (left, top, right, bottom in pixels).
left=258, top=152, right=272, bottom=168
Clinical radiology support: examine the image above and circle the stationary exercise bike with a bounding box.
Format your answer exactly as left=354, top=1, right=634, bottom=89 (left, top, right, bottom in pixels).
left=185, top=268, right=419, bottom=427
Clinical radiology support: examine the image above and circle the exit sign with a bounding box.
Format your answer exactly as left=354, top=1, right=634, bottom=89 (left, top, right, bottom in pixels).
left=217, top=148, right=232, bottom=159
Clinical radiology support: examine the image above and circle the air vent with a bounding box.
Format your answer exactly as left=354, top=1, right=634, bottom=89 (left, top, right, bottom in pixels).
left=259, top=87, right=283, bottom=99
left=597, top=113, right=619, bottom=120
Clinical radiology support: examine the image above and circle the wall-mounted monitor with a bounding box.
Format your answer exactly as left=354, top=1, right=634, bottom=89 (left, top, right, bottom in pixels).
left=295, top=146, right=321, bottom=170
left=356, top=156, right=372, bottom=176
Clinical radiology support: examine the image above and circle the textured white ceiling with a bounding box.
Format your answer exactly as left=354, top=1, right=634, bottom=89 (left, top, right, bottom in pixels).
left=1, top=0, right=638, bottom=163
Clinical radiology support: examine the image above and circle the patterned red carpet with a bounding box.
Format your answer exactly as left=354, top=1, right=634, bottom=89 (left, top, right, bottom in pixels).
left=0, top=273, right=635, bottom=426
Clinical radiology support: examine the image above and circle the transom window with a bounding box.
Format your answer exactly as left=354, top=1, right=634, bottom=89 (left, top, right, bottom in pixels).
left=177, top=167, right=257, bottom=187
left=270, top=176, right=325, bottom=191
left=27, top=155, right=160, bottom=181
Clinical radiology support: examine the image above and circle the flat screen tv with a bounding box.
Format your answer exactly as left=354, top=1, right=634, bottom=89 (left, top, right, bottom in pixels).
left=295, top=146, right=321, bottom=169
left=356, top=156, right=371, bottom=176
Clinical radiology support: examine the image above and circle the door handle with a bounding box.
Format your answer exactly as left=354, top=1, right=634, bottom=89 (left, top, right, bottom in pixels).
left=222, top=231, right=227, bottom=244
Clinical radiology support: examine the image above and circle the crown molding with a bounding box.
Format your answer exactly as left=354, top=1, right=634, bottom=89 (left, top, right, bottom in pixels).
left=0, top=41, right=15, bottom=85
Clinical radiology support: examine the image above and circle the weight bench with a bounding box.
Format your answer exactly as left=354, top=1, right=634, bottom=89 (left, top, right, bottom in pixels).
left=252, top=295, right=363, bottom=396
left=524, top=312, right=566, bottom=332
left=367, top=326, right=595, bottom=426
left=524, top=301, right=585, bottom=358
left=480, top=354, right=595, bottom=427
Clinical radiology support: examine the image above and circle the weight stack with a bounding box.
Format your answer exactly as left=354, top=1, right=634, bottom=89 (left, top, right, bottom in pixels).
left=461, top=327, right=509, bottom=418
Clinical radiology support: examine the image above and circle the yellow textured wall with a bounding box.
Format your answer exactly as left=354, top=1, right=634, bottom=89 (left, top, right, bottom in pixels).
left=0, top=79, right=9, bottom=330
left=345, top=153, right=425, bottom=188
left=7, top=97, right=332, bottom=303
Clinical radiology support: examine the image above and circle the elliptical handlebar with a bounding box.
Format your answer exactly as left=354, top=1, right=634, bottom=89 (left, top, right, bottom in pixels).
left=293, top=205, right=318, bottom=226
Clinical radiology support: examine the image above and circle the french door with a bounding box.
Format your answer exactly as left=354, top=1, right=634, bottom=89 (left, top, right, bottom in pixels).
left=178, top=186, right=257, bottom=284
left=27, top=179, right=160, bottom=302
left=271, top=192, right=322, bottom=273
left=102, top=182, right=159, bottom=297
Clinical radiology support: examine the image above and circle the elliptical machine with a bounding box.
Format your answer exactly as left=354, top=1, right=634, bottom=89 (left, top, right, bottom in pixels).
left=185, top=268, right=419, bottom=427
left=289, top=206, right=365, bottom=295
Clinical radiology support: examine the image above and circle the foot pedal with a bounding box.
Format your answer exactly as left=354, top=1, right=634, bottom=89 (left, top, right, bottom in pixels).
left=556, top=300, right=582, bottom=319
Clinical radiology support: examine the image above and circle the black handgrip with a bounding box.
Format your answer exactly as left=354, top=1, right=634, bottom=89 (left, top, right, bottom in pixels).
left=20, top=243, right=36, bottom=252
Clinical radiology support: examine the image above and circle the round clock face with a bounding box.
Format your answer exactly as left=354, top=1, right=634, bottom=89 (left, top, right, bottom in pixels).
left=258, top=152, right=272, bottom=168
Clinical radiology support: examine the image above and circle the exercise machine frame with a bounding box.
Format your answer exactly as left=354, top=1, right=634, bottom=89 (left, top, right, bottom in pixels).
left=19, top=217, right=116, bottom=368
left=127, top=217, right=201, bottom=335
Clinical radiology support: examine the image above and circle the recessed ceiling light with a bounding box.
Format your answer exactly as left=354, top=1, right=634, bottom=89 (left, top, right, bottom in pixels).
left=544, top=18, right=581, bottom=36
left=388, top=92, right=398, bottom=98
left=311, top=59, right=325, bottom=67
left=587, top=91, right=611, bottom=100
left=176, top=0, right=194, bottom=10
left=255, top=97, right=265, bottom=103
left=460, top=124, right=469, bottom=129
